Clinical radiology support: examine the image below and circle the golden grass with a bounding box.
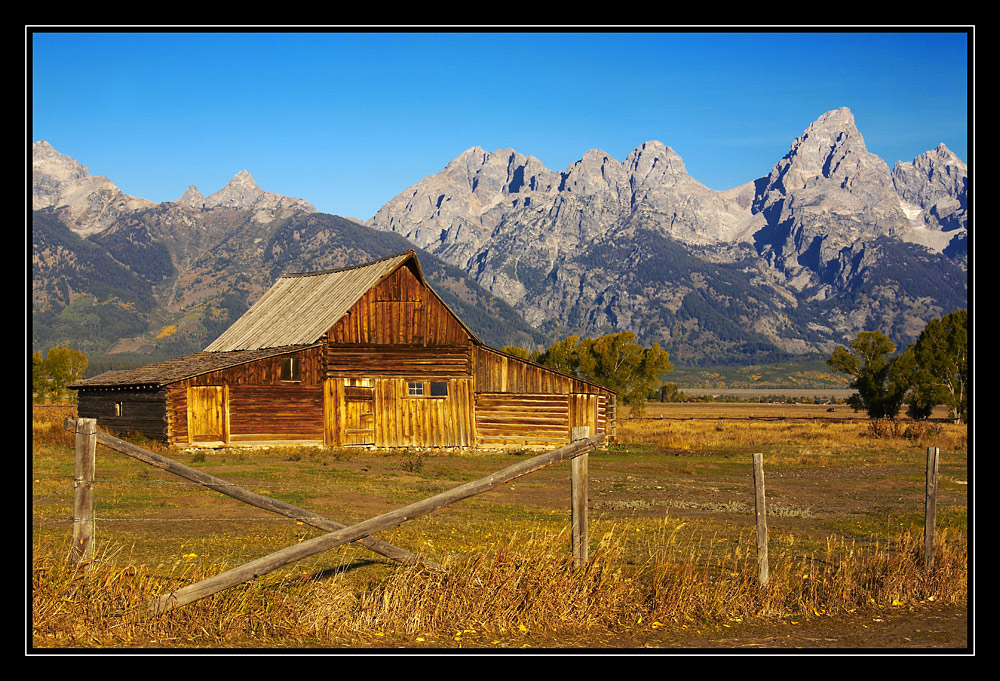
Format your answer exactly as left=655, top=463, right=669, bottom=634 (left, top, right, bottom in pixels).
left=30, top=403, right=968, bottom=648
left=619, top=411, right=968, bottom=457
left=32, top=520, right=966, bottom=648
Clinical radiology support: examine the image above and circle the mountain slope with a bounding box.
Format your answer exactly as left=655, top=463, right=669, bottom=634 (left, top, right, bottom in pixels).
left=31, top=142, right=545, bottom=359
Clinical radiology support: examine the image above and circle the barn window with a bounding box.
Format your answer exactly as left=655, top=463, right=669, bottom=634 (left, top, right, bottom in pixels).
left=280, top=357, right=301, bottom=381
left=429, top=382, right=448, bottom=397
left=407, top=381, right=424, bottom=396
left=114, top=401, right=124, bottom=416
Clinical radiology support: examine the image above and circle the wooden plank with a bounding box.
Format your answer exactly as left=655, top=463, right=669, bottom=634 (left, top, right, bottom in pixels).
left=571, top=425, right=589, bottom=568
left=152, top=434, right=606, bottom=614
left=188, top=386, right=225, bottom=443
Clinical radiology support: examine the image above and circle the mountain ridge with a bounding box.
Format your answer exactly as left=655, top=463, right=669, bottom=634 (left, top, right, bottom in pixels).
left=31, top=107, right=968, bottom=367
left=364, top=107, right=967, bottom=363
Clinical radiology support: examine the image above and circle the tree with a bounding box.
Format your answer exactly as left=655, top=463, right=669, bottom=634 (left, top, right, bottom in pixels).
left=575, top=332, right=673, bottom=415
left=500, top=345, right=532, bottom=360
left=32, top=351, right=45, bottom=402
left=536, top=335, right=581, bottom=374
left=827, top=330, right=911, bottom=419
left=34, top=346, right=88, bottom=404
left=907, top=309, right=968, bottom=423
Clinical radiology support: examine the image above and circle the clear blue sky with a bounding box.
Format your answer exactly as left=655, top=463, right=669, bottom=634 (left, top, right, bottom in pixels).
left=30, top=30, right=971, bottom=221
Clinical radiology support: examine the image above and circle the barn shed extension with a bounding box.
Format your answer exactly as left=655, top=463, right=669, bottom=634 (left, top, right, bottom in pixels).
left=70, top=250, right=617, bottom=449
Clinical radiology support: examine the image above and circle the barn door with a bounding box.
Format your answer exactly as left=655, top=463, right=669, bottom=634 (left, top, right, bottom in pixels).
left=343, top=384, right=375, bottom=446
left=188, top=385, right=226, bottom=444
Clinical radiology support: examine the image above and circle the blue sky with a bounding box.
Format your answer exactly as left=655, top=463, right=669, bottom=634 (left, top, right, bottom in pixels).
left=30, top=30, right=971, bottom=221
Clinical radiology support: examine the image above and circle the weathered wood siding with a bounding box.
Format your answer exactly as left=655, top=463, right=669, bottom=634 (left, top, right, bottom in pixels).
left=474, top=392, right=610, bottom=447
left=376, top=378, right=475, bottom=448
left=325, top=377, right=475, bottom=448
left=326, top=264, right=471, bottom=347
left=473, top=346, right=612, bottom=395
left=166, top=347, right=325, bottom=446
left=76, top=388, right=169, bottom=440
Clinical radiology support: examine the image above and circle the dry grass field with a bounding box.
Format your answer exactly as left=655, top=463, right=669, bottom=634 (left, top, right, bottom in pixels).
left=30, top=403, right=969, bottom=651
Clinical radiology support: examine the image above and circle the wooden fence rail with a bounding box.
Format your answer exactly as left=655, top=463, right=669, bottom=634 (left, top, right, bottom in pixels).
left=152, top=433, right=605, bottom=614
left=63, top=418, right=440, bottom=571
left=63, top=417, right=603, bottom=616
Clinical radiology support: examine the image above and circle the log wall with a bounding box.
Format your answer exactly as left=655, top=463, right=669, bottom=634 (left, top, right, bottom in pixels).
left=474, top=392, right=610, bottom=448
left=76, top=388, right=169, bottom=440
left=325, top=345, right=472, bottom=379
left=473, top=346, right=613, bottom=396
left=165, top=347, right=325, bottom=446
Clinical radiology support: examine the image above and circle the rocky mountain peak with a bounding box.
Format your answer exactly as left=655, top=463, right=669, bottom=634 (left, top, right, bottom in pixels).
left=892, top=143, right=967, bottom=208
left=171, top=169, right=318, bottom=218
left=626, top=141, right=690, bottom=189
left=33, top=140, right=105, bottom=207
left=755, top=106, right=888, bottom=201
left=203, top=170, right=266, bottom=208
left=32, top=140, right=155, bottom=236
left=177, top=184, right=206, bottom=207
left=892, top=142, right=968, bottom=239
left=32, top=142, right=317, bottom=236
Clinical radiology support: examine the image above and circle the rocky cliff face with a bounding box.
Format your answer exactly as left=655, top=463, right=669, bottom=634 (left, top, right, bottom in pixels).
left=750, top=108, right=913, bottom=282
left=32, top=140, right=156, bottom=236
left=892, top=143, right=968, bottom=250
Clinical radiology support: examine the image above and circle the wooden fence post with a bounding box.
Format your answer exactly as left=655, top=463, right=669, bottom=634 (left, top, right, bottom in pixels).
left=570, top=426, right=590, bottom=568
left=72, top=418, right=97, bottom=567
left=924, top=446, right=940, bottom=574
left=752, top=452, right=769, bottom=588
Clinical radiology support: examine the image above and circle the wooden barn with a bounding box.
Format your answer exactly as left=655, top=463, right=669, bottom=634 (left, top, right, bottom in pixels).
left=70, top=251, right=617, bottom=449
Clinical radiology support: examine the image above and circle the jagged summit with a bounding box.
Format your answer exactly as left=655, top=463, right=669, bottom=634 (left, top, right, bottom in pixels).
left=32, top=140, right=155, bottom=236
left=203, top=169, right=266, bottom=209
left=32, top=142, right=317, bottom=233
left=176, top=184, right=204, bottom=206
left=366, top=107, right=967, bottom=360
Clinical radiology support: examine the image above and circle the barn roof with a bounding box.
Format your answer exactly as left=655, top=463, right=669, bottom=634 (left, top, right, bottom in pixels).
left=204, top=250, right=480, bottom=352
left=68, top=345, right=317, bottom=389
